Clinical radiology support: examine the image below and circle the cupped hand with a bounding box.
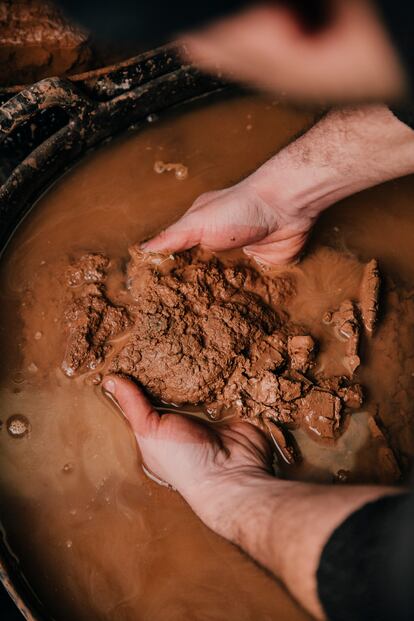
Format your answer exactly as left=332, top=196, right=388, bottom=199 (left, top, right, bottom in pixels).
left=103, top=375, right=274, bottom=527
left=141, top=175, right=315, bottom=265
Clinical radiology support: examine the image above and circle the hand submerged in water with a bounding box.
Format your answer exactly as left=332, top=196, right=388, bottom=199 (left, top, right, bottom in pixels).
left=102, top=374, right=396, bottom=621
left=103, top=375, right=274, bottom=533
left=142, top=105, right=414, bottom=266
left=141, top=169, right=316, bottom=266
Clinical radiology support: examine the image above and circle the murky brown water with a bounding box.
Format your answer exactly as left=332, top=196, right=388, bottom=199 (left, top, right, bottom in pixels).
left=0, top=93, right=413, bottom=621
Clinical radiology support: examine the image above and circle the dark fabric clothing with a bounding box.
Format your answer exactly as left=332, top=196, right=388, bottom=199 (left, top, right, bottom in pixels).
left=318, top=493, right=414, bottom=621
left=391, top=105, right=414, bottom=129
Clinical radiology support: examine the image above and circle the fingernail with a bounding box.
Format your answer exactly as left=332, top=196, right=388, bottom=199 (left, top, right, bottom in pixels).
left=102, top=384, right=125, bottom=418
left=103, top=378, right=115, bottom=394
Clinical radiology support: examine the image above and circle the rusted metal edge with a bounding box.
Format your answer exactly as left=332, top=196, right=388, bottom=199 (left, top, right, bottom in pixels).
left=0, top=66, right=228, bottom=250
left=0, top=43, right=185, bottom=104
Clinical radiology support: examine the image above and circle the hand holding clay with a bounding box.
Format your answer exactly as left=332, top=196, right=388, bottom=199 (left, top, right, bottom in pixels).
left=142, top=179, right=314, bottom=265
left=103, top=375, right=274, bottom=523
left=103, top=374, right=398, bottom=621
left=143, top=105, right=414, bottom=265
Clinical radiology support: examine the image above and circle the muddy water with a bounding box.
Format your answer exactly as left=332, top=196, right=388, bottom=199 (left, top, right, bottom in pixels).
left=0, top=93, right=413, bottom=621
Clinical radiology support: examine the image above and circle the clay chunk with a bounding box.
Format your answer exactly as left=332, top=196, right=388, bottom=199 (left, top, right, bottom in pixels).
left=324, top=300, right=361, bottom=375
left=299, top=389, right=342, bottom=440
left=61, top=247, right=366, bottom=449
left=359, top=259, right=381, bottom=335
left=62, top=285, right=131, bottom=377
left=112, top=250, right=280, bottom=405
left=288, top=335, right=315, bottom=373
left=66, top=253, right=110, bottom=287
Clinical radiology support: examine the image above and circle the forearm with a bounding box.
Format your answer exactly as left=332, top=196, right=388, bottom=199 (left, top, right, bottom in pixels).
left=251, top=104, right=414, bottom=219
left=192, top=474, right=398, bottom=619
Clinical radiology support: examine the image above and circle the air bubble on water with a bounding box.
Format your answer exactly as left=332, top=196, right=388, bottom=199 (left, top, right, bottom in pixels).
left=7, top=415, right=31, bottom=438
left=62, top=463, right=74, bottom=474
left=27, top=362, right=38, bottom=374
left=65, top=540, right=73, bottom=549
left=174, top=165, right=188, bottom=180
left=34, top=331, right=42, bottom=340
left=154, top=160, right=166, bottom=174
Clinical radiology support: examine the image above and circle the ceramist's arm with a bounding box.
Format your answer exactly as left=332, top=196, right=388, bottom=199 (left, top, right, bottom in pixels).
left=102, top=376, right=409, bottom=620
left=142, top=104, right=414, bottom=265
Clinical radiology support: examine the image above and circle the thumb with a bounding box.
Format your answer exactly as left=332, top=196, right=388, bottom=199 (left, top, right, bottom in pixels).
left=102, top=375, right=160, bottom=438
left=140, top=190, right=226, bottom=254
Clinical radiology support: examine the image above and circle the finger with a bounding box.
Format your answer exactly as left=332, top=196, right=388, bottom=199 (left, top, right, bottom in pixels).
left=140, top=214, right=203, bottom=254
left=141, top=190, right=229, bottom=254
left=102, top=375, right=160, bottom=438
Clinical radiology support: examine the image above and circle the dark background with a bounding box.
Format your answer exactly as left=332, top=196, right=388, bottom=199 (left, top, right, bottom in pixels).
left=0, top=583, right=22, bottom=620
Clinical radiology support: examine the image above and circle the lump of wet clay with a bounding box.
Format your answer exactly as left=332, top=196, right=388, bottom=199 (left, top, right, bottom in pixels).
left=61, top=247, right=365, bottom=448
left=324, top=300, right=360, bottom=375
left=299, top=389, right=342, bottom=440
left=317, top=376, right=363, bottom=410
left=359, top=259, right=380, bottom=335
left=112, top=249, right=280, bottom=404
left=62, top=282, right=131, bottom=377
left=288, top=335, right=315, bottom=372
left=322, top=259, right=381, bottom=377
left=66, top=253, right=110, bottom=287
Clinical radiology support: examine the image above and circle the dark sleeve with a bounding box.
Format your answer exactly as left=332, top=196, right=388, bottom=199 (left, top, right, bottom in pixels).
left=317, top=493, right=414, bottom=621
left=390, top=106, right=414, bottom=129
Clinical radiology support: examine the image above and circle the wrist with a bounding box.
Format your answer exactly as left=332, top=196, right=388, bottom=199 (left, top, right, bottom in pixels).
left=251, top=130, right=372, bottom=223
left=250, top=105, right=414, bottom=222
left=184, top=471, right=291, bottom=569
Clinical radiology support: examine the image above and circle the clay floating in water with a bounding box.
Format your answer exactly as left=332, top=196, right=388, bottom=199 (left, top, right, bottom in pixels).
left=6, top=414, right=31, bottom=438
left=153, top=160, right=188, bottom=180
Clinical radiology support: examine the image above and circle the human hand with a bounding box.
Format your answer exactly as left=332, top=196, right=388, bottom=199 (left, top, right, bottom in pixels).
left=182, top=1, right=406, bottom=103
left=141, top=170, right=317, bottom=266
left=103, top=375, right=274, bottom=532
left=143, top=104, right=414, bottom=266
